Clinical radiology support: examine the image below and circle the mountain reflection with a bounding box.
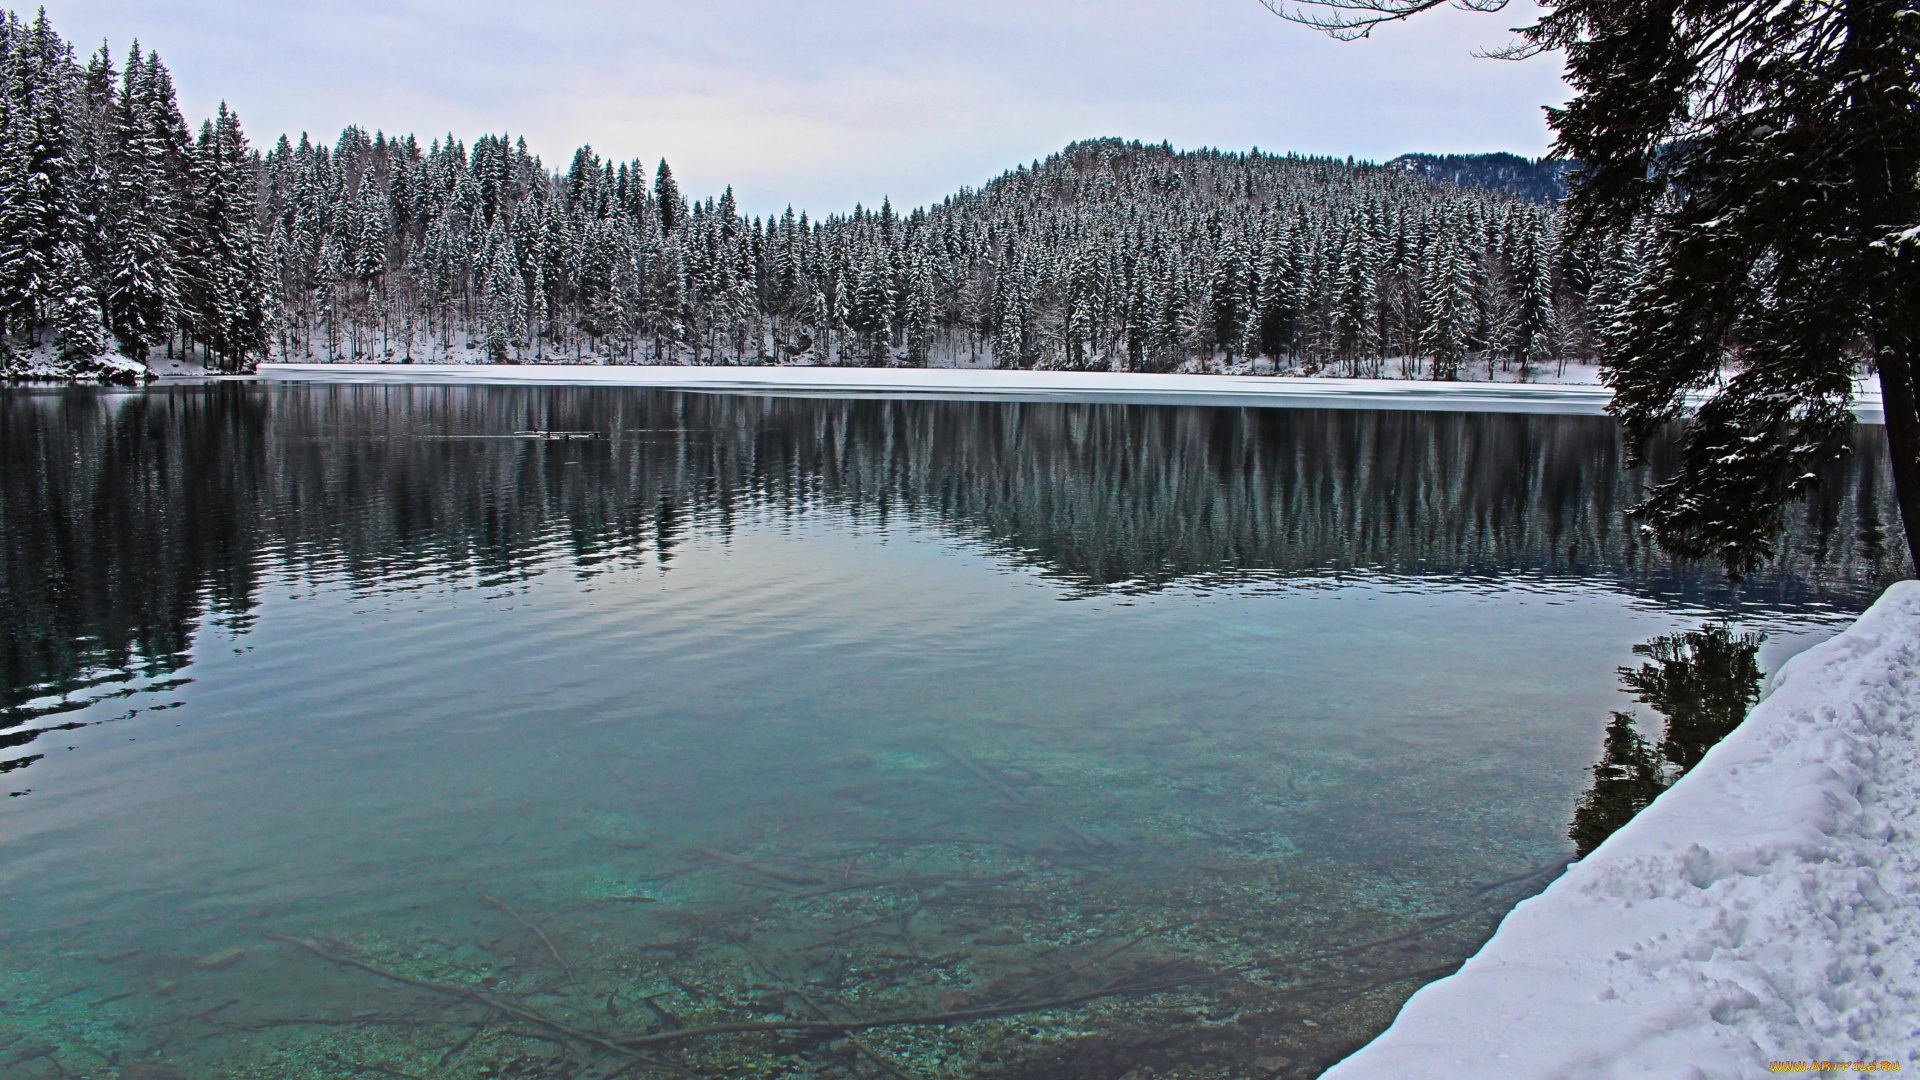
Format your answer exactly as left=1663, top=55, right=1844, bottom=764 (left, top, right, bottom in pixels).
left=1568, top=625, right=1766, bottom=858
left=2, top=383, right=1904, bottom=763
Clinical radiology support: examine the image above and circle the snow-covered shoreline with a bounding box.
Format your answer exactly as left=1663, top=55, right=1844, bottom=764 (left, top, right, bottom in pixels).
left=254, top=363, right=1890, bottom=421
left=1323, top=581, right=1920, bottom=1078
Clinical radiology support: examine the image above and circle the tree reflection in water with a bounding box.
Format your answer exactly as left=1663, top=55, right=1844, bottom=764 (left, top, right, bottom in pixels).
left=1569, top=626, right=1766, bottom=858
left=3, top=383, right=1899, bottom=731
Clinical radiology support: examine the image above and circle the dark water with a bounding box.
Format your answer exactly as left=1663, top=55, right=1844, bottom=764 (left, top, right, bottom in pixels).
left=0, top=384, right=1903, bottom=1080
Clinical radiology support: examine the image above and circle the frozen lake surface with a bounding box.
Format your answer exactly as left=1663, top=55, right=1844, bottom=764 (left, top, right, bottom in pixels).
left=256, top=362, right=1889, bottom=422
left=0, top=383, right=1903, bottom=1079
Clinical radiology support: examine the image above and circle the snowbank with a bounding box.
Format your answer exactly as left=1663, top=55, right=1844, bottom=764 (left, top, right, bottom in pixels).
left=3, top=342, right=150, bottom=385
left=254, top=363, right=1887, bottom=421
left=1323, top=581, right=1920, bottom=1078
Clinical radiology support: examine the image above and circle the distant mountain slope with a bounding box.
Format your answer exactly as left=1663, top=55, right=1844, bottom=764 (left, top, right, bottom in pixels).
left=1387, top=153, right=1576, bottom=203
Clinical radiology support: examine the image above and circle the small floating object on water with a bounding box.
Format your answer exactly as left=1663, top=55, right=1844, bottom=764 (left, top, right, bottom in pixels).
left=513, top=430, right=603, bottom=440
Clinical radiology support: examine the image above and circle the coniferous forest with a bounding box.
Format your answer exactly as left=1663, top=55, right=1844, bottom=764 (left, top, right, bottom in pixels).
left=3, top=8, right=1606, bottom=383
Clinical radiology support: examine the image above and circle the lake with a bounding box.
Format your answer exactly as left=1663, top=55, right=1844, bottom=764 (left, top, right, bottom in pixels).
left=0, top=383, right=1902, bottom=1080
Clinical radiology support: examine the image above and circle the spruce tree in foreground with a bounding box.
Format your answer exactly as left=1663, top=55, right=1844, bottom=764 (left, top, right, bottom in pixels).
left=1265, top=0, right=1920, bottom=575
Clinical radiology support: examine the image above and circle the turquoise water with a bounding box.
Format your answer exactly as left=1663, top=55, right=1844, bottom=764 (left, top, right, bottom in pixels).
left=0, top=385, right=1902, bottom=1079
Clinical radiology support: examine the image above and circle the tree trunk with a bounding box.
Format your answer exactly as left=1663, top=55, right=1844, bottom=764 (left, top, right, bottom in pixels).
left=1850, top=0, right=1920, bottom=575
left=1876, top=351, right=1920, bottom=573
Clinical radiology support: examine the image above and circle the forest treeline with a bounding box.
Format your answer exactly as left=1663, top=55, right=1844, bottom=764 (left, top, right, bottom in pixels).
left=1, top=8, right=1617, bottom=382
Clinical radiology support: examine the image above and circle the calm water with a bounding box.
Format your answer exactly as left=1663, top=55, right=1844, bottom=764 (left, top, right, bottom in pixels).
left=0, top=384, right=1903, bottom=1080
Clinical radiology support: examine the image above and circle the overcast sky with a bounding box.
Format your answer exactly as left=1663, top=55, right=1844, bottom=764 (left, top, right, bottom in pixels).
left=37, top=0, right=1569, bottom=218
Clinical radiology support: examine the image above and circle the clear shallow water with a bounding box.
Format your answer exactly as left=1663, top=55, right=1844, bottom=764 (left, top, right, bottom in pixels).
left=0, top=385, right=1904, bottom=1080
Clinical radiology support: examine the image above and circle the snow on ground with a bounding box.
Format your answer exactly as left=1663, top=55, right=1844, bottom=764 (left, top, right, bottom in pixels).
left=1323, top=581, right=1920, bottom=1079
left=256, top=362, right=1887, bottom=421
left=144, top=353, right=218, bottom=377
left=3, top=342, right=150, bottom=385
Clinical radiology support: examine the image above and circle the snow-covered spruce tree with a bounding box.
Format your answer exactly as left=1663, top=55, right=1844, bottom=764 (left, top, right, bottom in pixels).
left=903, top=253, right=936, bottom=367
left=186, top=104, right=270, bottom=373
left=104, top=46, right=178, bottom=362
left=1265, top=0, right=1920, bottom=575
left=1512, top=219, right=1557, bottom=381
left=480, top=232, right=526, bottom=363
left=0, top=10, right=74, bottom=349
left=1421, top=230, right=1472, bottom=381
left=138, top=49, right=195, bottom=360
left=72, top=45, right=116, bottom=297
left=653, top=159, right=681, bottom=236
left=51, top=238, right=105, bottom=367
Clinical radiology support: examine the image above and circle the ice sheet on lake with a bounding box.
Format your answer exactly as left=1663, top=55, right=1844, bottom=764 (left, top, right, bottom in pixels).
left=1323, top=581, right=1920, bottom=1078
left=252, top=363, right=1887, bottom=422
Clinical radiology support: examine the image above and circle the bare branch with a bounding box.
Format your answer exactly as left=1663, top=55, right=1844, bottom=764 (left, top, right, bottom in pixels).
left=1258, top=0, right=1511, bottom=40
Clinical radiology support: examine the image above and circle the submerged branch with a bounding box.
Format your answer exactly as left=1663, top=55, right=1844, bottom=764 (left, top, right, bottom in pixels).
left=267, top=931, right=1230, bottom=1058
left=264, top=934, right=643, bottom=1061
left=613, top=969, right=1228, bottom=1049
left=731, top=936, right=926, bottom=1080
left=482, top=894, right=578, bottom=985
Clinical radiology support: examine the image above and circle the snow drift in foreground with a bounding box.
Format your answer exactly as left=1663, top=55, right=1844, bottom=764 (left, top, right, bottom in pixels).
left=1324, top=582, right=1920, bottom=1078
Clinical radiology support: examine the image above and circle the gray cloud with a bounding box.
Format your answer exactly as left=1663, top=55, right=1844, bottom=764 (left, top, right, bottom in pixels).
left=41, top=0, right=1569, bottom=217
